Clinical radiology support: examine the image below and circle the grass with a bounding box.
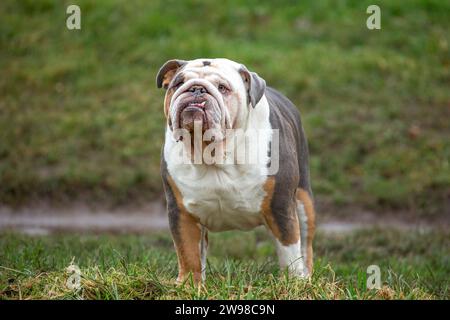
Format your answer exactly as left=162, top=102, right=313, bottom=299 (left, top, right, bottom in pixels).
left=0, top=0, right=449, bottom=214
left=0, top=228, right=448, bottom=299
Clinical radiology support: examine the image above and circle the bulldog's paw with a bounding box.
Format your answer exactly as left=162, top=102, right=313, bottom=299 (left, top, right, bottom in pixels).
left=175, top=272, right=203, bottom=286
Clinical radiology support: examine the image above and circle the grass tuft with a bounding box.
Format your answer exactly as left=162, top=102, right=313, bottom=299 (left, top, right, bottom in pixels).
left=0, top=228, right=448, bottom=299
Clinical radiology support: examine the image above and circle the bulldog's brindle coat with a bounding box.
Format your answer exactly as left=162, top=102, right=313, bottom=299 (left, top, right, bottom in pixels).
left=157, top=58, right=316, bottom=283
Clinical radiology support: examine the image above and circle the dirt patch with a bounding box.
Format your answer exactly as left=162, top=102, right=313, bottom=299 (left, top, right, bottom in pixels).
left=1, top=200, right=447, bottom=235
left=0, top=201, right=168, bottom=235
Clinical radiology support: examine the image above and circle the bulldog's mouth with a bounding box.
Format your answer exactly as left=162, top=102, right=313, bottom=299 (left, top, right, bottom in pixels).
left=178, top=100, right=209, bottom=132
left=169, top=80, right=231, bottom=143
left=185, top=101, right=206, bottom=109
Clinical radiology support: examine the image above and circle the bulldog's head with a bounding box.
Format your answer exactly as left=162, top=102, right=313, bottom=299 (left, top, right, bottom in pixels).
left=156, top=58, right=266, bottom=142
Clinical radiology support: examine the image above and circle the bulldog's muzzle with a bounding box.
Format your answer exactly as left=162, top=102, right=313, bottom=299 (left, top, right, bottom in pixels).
left=169, top=79, right=231, bottom=142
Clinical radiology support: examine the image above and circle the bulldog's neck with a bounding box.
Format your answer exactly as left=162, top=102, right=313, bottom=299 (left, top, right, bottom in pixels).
left=243, top=95, right=271, bottom=131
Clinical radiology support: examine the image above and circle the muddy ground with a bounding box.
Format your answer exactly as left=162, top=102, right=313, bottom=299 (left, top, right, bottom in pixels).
left=1, top=199, right=447, bottom=235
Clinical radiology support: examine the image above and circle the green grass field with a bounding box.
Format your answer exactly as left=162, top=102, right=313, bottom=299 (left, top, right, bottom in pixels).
left=1, top=0, right=449, bottom=214
left=0, top=229, right=448, bottom=300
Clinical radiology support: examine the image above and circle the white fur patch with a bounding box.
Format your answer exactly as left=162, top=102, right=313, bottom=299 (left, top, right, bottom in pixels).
left=274, top=239, right=305, bottom=277
left=297, top=200, right=309, bottom=275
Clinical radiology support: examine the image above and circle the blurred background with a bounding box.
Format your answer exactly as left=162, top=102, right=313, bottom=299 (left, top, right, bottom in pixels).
left=0, top=0, right=449, bottom=233
left=0, top=0, right=449, bottom=300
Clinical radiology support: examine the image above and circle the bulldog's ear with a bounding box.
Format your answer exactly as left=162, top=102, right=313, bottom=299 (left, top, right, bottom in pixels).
left=156, top=59, right=187, bottom=89
left=239, top=65, right=266, bottom=108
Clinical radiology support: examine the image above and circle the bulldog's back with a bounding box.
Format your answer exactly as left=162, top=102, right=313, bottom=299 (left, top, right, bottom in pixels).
left=265, top=86, right=312, bottom=196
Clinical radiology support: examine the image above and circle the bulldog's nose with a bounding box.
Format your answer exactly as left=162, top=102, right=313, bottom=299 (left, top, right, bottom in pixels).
left=187, top=85, right=207, bottom=95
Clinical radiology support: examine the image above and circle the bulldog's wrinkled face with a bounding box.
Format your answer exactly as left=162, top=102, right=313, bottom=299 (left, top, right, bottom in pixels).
left=157, top=58, right=266, bottom=142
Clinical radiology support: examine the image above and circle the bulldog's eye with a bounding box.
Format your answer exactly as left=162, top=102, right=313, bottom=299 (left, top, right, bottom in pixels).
left=218, top=84, right=229, bottom=94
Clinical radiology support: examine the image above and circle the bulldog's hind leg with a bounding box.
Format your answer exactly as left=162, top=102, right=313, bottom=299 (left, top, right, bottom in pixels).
left=261, top=179, right=306, bottom=277
left=272, top=231, right=305, bottom=278
left=296, top=188, right=316, bottom=276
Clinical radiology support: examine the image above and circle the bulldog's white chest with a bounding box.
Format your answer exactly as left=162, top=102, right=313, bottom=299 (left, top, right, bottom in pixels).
left=163, top=95, right=272, bottom=232
left=168, top=162, right=267, bottom=231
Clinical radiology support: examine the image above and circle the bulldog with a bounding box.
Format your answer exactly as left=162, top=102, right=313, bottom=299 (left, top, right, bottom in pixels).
left=157, top=58, right=316, bottom=283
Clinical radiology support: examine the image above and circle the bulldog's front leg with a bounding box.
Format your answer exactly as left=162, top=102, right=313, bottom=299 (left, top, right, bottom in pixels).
left=171, top=210, right=208, bottom=284
left=164, top=174, right=208, bottom=284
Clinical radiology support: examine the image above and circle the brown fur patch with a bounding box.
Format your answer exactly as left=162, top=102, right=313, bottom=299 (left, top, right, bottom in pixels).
left=164, top=87, right=175, bottom=118
left=261, top=177, right=300, bottom=245
left=296, top=188, right=316, bottom=273
left=167, top=175, right=202, bottom=283
left=162, top=69, right=176, bottom=89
